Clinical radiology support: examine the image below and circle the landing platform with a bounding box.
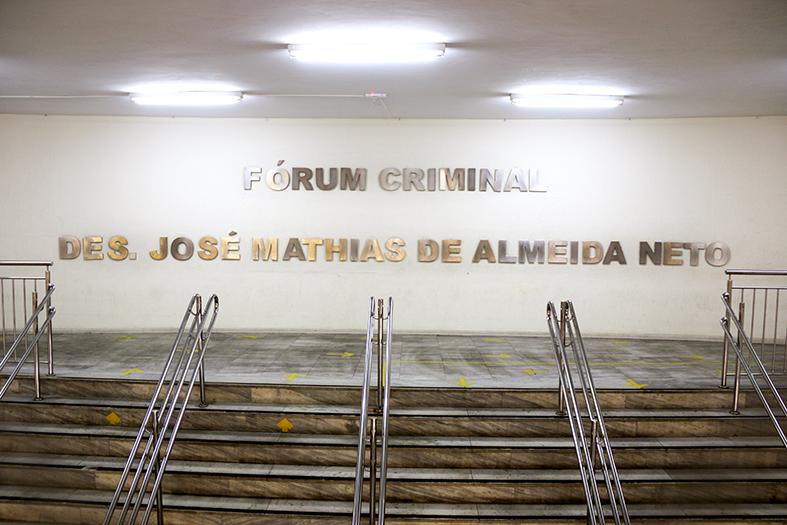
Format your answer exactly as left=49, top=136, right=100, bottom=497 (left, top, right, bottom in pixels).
left=14, top=332, right=729, bottom=390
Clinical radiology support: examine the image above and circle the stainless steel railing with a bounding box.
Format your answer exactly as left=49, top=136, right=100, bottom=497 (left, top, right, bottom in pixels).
left=721, top=292, right=787, bottom=445
left=0, top=261, right=54, bottom=375
left=0, top=284, right=56, bottom=401
left=103, top=294, right=219, bottom=525
left=547, top=301, right=630, bottom=525
left=352, top=297, right=393, bottom=525
left=721, top=269, right=787, bottom=389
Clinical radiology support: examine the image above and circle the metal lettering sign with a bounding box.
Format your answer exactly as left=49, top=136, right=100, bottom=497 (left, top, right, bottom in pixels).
left=243, top=166, right=547, bottom=192
left=58, top=236, right=731, bottom=267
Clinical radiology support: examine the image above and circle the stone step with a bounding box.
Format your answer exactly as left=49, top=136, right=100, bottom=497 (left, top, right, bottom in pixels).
left=0, top=395, right=777, bottom=438
left=1, top=453, right=786, bottom=505
left=1, top=485, right=787, bottom=524
left=1, top=422, right=785, bottom=470
left=2, top=376, right=765, bottom=410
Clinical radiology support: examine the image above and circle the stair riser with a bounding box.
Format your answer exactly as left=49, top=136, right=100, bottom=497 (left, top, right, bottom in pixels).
left=6, top=377, right=766, bottom=409
left=0, top=501, right=350, bottom=525
left=0, top=403, right=776, bottom=438
left=1, top=434, right=786, bottom=470
left=3, top=499, right=787, bottom=525
left=2, top=465, right=785, bottom=505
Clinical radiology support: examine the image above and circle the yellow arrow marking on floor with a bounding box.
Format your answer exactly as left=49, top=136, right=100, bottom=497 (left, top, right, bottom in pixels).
left=523, top=369, right=549, bottom=375
left=450, top=378, right=476, bottom=386
left=485, top=354, right=512, bottom=359
left=120, top=368, right=142, bottom=376
left=611, top=341, right=630, bottom=345
left=277, top=418, right=294, bottom=432
left=281, top=373, right=306, bottom=381
left=681, top=354, right=705, bottom=359
left=106, top=412, right=121, bottom=425
left=238, top=335, right=259, bottom=339
left=115, top=335, right=136, bottom=339
left=625, top=379, right=649, bottom=388
left=485, top=338, right=504, bottom=342
left=327, top=352, right=355, bottom=357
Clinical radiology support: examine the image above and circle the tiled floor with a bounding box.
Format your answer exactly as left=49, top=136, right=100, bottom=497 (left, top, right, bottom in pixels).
left=5, top=331, right=734, bottom=390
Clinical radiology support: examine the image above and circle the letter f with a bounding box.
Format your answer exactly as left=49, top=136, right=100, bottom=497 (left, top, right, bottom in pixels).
left=244, top=166, right=263, bottom=190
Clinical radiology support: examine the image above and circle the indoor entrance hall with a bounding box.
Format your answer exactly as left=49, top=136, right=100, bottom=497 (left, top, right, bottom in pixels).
left=40, top=331, right=725, bottom=390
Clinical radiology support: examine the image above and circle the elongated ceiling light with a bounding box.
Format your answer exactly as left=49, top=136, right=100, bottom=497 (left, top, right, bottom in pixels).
left=510, top=93, right=624, bottom=108
left=129, top=91, right=243, bottom=106
left=288, top=43, right=446, bottom=63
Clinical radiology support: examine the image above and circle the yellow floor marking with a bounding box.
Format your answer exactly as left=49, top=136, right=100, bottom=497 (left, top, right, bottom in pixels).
left=611, top=341, right=630, bottom=345
left=485, top=338, right=505, bottom=342
left=485, top=354, right=512, bottom=358
left=120, top=368, right=142, bottom=376
left=523, top=369, right=549, bottom=375
left=238, top=335, right=260, bottom=339
left=327, top=352, right=355, bottom=357
left=277, top=418, right=294, bottom=432
left=681, top=354, right=706, bottom=359
left=106, top=412, right=121, bottom=425
left=625, top=379, right=649, bottom=388
left=281, top=373, right=306, bottom=381
left=450, top=378, right=476, bottom=386
left=115, top=335, right=136, bottom=339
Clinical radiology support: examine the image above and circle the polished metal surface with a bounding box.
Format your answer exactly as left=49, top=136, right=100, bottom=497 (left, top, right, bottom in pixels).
left=103, top=293, right=219, bottom=525
left=721, top=291, right=787, bottom=448
left=547, top=300, right=630, bottom=525
left=352, top=297, right=393, bottom=525
left=0, top=283, right=55, bottom=402
left=0, top=261, right=54, bottom=376
left=720, top=270, right=787, bottom=391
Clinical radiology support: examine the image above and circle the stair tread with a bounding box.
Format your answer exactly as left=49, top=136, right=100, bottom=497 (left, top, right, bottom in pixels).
left=2, top=452, right=786, bottom=482
left=1, top=420, right=783, bottom=448
left=3, top=393, right=770, bottom=418
left=1, top=484, right=787, bottom=518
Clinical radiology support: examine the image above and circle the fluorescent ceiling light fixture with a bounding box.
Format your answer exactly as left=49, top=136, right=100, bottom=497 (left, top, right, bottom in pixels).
left=287, top=43, right=446, bottom=63
left=510, top=93, right=624, bottom=108
left=129, top=92, right=243, bottom=106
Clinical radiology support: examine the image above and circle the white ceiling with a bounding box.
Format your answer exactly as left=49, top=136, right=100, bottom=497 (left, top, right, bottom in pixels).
left=1, top=0, right=786, bottom=119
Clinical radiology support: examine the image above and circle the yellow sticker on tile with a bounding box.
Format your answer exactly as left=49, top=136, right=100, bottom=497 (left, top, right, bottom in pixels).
left=106, top=412, right=121, bottom=425
left=277, top=418, right=294, bottom=432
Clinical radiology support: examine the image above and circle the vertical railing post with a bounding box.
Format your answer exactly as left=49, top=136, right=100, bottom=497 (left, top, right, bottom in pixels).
left=376, top=299, right=384, bottom=412
left=195, top=295, right=208, bottom=408
left=369, top=416, right=378, bottom=525
left=721, top=276, right=733, bottom=388
left=732, top=301, right=745, bottom=414
left=556, top=302, right=568, bottom=416
left=151, top=409, right=164, bottom=525
left=45, top=264, right=54, bottom=376
left=32, top=291, right=42, bottom=401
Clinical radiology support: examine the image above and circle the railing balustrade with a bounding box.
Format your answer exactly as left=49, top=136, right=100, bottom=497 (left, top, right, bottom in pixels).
left=721, top=292, right=787, bottom=445
left=352, top=297, right=393, bottom=525
left=104, top=293, right=219, bottom=525
left=0, top=284, right=56, bottom=401
left=721, top=269, right=787, bottom=389
left=547, top=300, right=630, bottom=525
left=0, top=261, right=54, bottom=375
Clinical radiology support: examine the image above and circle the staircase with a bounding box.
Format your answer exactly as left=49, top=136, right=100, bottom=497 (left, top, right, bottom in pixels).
left=1, top=375, right=786, bottom=524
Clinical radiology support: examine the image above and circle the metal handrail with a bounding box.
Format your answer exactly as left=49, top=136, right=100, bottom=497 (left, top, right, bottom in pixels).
left=547, top=301, right=630, bottom=525
left=352, top=297, right=393, bottom=525
left=104, top=294, right=219, bottom=525
left=1, top=260, right=54, bottom=375
left=0, top=284, right=56, bottom=401
left=721, top=292, right=787, bottom=446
